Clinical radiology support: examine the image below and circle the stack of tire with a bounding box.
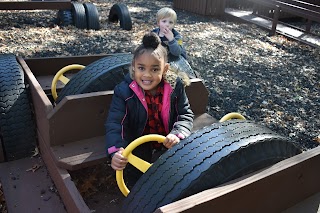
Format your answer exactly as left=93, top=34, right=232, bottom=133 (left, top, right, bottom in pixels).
left=57, top=3, right=132, bottom=30
left=0, top=55, right=37, bottom=161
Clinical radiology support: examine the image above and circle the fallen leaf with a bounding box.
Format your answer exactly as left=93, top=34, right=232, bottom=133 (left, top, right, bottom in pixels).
left=314, top=136, right=320, bottom=143
left=26, top=164, right=41, bottom=172
left=32, top=147, right=39, bottom=157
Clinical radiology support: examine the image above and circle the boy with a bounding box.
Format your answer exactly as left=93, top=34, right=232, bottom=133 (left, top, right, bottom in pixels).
left=152, top=7, right=187, bottom=62
left=152, top=7, right=196, bottom=77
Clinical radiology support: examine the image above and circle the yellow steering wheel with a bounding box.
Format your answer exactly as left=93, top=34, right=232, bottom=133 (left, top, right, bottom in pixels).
left=219, top=112, right=246, bottom=122
left=51, top=64, right=85, bottom=101
left=116, top=134, right=165, bottom=197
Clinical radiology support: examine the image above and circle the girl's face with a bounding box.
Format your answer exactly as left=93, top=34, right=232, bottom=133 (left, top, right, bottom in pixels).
left=133, top=50, right=169, bottom=94
left=158, top=17, right=174, bottom=33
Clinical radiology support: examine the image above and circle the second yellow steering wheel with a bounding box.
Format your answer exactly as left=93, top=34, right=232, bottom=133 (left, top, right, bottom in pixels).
left=51, top=64, right=85, bottom=101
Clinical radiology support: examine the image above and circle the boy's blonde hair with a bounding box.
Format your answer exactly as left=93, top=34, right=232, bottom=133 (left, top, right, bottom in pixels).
left=156, top=7, right=177, bottom=25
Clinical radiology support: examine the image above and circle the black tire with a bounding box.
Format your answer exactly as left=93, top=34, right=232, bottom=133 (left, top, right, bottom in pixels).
left=71, top=2, right=87, bottom=29
left=0, top=54, right=37, bottom=161
left=83, top=2, right=100, bottom=30
left=57, top=10, right=74, bottom=26
left=122, top=120, right=302, bottom=213
left=56, top=54, right=133, bottom=103
left=109, top=3, right=132, bottom=30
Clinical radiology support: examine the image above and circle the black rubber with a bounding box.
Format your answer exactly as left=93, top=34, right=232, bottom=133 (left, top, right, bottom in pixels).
left=83, top=2, right=100, bottom=30
left=0, top=54, right=37, bottom=161
left=56, top=54, right=133, bottom=103
left=109, top=3, right=132, bottom=30
left=122, top=119, right=302, bottom=213
left=57, top=10, right=73, bottom=26
left=71, top=2, right=87, bottom=29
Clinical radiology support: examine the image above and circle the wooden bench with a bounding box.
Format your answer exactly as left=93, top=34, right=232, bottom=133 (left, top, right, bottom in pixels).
left=249, top=0, right=320, bottom=35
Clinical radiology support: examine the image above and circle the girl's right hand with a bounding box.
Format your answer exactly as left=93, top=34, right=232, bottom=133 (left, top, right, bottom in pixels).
left=111, top=148, right=128, bottom=171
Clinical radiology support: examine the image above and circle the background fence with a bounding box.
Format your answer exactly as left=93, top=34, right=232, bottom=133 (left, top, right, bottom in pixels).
left=173, top=0, right=226, bottom=16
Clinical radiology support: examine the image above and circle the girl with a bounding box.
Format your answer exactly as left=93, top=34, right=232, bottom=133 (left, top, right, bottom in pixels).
left=105, top=32, right=194, bottom=186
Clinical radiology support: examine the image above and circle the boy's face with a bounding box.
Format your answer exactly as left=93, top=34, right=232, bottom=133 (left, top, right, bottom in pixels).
left=158, top=17, right=174, bottom=33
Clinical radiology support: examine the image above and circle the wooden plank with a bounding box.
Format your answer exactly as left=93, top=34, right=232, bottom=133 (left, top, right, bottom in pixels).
left=155, top=146, right=320, bottom=213
left=185, top=78, right=208, bottom=115
left=36, top=73, right=77, bottom=94
left=0, top=1, right=71, bottom=10
left=200, top=0, right=208, bottom=15
left=48, top=91, right=113, bottom=146
left=280, top=0, right=320, bottom=11
left=24, top=54, right=115, bottom=76
left=277, top=4, right=320, bottom=22
left=52, top=136, right=106, bottom=171
left=0, top=157, right=66, bottom=212
left=38, top=131, right=91, bottom=213
left=206, top=0, right=226, bottom=16
left=192, top=113, right=216, bottom=132
left=173, top=0, right=182, bottom=10
left=18, top=57, right=53, bottom=147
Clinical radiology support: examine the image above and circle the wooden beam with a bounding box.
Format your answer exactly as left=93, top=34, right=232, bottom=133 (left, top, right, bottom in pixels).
left=0, top=1, right=72, bottom=10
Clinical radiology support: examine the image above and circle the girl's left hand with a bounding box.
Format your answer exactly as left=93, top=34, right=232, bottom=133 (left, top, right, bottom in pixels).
left=163, top=27, right=174, bottom=42
left=163, top=134, right=180, bottom=149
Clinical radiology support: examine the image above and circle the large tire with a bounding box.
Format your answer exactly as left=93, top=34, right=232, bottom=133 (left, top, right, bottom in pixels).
left=83, top=2, right=100, bottom=30
left=122, top=120, right=302, bottom=213
left=109, top=3, right=132, bottom=30
left=57, top=10, right=73, bottom=26
left=56, top=54, right=132, bottom=103
left=0, top=54, right=37, bottom=161
left=72, top=2, right=87, bottom=29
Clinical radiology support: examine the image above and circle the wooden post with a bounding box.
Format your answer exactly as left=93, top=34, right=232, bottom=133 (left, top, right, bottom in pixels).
left=306, top=19, right=312, bottom=32
left=270, top=5, right=280, bottom=36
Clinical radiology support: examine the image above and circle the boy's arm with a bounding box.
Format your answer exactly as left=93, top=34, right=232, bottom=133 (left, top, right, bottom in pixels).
left=168, top=29, right=187, bottom=58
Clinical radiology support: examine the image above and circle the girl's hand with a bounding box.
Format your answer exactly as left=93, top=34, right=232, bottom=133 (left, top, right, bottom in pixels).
left=162, top=27, right=174, bottom=42
left=111, top=148, right=128, bottom=171
left=163, top=134, right=180, bottom=149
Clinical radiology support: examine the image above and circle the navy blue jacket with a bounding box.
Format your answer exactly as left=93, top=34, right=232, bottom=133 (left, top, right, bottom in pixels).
left=105, top=73, right=194, bottom=159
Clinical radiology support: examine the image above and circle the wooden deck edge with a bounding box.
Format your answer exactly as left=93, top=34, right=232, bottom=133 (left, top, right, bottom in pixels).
left=0, top=1, right=72, bottom=10
left=224, top=8, right=320, bottom=48
left=155, top=146, right=320, bottom=213
left=38, top=131, right=91, bottom=213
